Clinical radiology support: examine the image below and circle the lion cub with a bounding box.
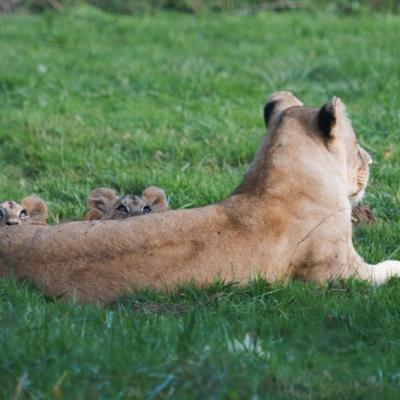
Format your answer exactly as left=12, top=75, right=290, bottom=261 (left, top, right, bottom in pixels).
left=0, top=196, right=48, bottom=226
left=85, top=186, right=169, bottom=221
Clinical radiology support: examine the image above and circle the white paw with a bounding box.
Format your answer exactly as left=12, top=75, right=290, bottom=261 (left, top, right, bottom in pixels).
left=371, top=260, right=400, bottom=284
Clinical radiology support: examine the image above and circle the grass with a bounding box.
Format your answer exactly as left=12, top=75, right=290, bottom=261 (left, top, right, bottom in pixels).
left=4, top=0, right=400, bottom=15
left=1, top=6, right=400, bottom=398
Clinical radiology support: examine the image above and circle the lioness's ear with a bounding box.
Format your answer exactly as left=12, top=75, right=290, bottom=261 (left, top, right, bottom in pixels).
left=21, top=196, right=48, bottom=224
left=142, top=186, right=169, bottom=212
left=317, top=96, right=346, bottom=139
left=264, top=91, right=303, bottom=127
left=86, top=187, right=118, bottom=218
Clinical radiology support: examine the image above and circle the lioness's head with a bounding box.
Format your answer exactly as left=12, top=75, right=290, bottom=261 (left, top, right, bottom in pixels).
left=0, top=196, right=48, bottom=226
left=263, top=92, right=372, bottom=206
left=85, top=186, right=169, bottom=221
left=348, top=145, right=372, bottom=206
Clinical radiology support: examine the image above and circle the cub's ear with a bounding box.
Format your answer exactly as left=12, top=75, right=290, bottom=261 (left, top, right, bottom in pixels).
left=264, top=91, right=303, bottom=128
left=317, top=96, right=346, bottom=139
left=21, top=196, right=48, bottom=224
left=85, top=208, right=105, bottom=222
left=142, top=186, right=169, bottom=213
left=86, top=188, right=118, bottom=220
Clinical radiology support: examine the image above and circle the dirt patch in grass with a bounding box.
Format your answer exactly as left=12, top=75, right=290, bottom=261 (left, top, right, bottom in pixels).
left=352, top=204, right=377, bottom=226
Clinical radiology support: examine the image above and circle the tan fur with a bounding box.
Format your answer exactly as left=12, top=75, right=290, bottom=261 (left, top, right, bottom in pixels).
left=349, top=146, right=372, bottom=206
left=85, top=208, right=105, bottom=222
left=0, top=196, right=47, bottom=226
left=1, top=92, right=399, bottom=304
left=84, top=186, right=168, bottom=221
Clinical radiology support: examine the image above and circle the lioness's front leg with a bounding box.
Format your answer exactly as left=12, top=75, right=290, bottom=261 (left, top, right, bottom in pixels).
left=363, top=261, right=400, bottom=284
left=292, top=236, right=400, bottom=285
left=344, top=244, right=400, bottom=284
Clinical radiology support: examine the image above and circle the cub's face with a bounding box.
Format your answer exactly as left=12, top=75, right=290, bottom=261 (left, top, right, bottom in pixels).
left=0, top=196, right=48, bottom=226
left=85, top=186, right=169, bottom=221
left=104, top=195, right=152, bottom=220
left=0, top=201, right=28, bottom=226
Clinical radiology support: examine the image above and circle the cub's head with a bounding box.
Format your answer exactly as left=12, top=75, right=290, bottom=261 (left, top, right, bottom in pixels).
left=85, top=186, right=169, bottom=221
left=0, top=196, right=48, bottom=226
left=264, top=92, right=372, bottom=205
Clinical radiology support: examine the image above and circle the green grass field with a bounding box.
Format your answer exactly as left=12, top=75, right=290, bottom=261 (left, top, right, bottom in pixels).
left=1, top=6, right=400, bottom=398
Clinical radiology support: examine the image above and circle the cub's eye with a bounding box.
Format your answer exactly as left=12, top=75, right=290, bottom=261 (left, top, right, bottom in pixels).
left=143, top=206, right=152, bottom=214
left=117, top=204, right=128, bottom=213
left=19, top=209, right=28, bottom=219
left=0, top=209, right=4, bottom=218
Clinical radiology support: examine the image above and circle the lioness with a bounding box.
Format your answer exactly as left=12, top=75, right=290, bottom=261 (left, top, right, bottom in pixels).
left=1, top=92, right=399, bottom=304
left=85, top=186, right=168, bottom=221
left=0, top=196, right=48, bottom=226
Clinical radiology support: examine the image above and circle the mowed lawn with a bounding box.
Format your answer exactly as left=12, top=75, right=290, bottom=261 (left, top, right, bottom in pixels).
left=1, top=6, right=400, bottom=398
